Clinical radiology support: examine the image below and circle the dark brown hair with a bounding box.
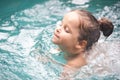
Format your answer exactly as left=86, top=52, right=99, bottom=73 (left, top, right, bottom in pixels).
left=72, top=10, right=114, bottom=50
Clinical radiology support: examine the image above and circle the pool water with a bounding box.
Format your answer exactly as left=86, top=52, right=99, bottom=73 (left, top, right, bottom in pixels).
left=0, top=0, right=120, bottom=80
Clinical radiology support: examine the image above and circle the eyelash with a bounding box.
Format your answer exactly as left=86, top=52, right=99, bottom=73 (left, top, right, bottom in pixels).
left=64, top=26, right=69, bottom=33
left=58, top=22, right=70, bottom=33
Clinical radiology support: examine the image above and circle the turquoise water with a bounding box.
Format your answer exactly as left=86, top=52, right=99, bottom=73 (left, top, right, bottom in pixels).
left=0, top=0, right=120, bottom=80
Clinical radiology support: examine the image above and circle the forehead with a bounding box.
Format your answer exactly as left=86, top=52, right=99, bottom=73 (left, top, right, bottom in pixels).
left=63, top=12, right=79, bottom=22
left=63, top=12, right=80, bottom=27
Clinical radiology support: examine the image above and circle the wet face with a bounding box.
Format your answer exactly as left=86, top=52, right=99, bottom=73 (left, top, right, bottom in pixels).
left=52, top=12, right=80, bottom=54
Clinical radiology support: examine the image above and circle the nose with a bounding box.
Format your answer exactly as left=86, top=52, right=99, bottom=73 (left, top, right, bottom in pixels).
left=55, top=26, right=61, bottom=33
left=55, top=21, right=62, bottom=33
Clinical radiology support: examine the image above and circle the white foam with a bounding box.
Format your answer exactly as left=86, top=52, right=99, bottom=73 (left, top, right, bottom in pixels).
left=0, top=26, right=15, bottom=31
left=0, top=33, right=9, bottom=40
left=72, top=0, right=89, bottom=5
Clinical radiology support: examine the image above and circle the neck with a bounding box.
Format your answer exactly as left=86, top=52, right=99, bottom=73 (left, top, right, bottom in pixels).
left=66, top=52, right=87, bottom=68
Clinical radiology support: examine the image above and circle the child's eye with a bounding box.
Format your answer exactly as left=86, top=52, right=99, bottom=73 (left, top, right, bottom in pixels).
left=64, top=27, right=70, bottom=33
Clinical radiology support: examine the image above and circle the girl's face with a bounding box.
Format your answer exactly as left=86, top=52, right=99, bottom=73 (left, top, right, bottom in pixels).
left=52, top=12, right=81, bottom=54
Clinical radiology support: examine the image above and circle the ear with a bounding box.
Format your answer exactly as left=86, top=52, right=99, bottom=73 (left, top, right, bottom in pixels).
left=75, top=40, right=87, bottom=49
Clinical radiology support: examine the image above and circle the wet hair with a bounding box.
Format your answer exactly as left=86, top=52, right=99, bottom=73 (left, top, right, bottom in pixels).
left=72, top=10, right=114, bottom=50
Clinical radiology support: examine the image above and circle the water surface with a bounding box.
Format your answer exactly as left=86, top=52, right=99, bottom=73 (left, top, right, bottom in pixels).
left=0, top=0, right=120, bottom=80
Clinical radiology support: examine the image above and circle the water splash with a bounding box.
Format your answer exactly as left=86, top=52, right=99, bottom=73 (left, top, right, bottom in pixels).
left=0, top=0, right=120, bottom=80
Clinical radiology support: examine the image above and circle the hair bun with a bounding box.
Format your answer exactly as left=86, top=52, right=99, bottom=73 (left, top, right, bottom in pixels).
left=98, top=18, right=114, bottom=37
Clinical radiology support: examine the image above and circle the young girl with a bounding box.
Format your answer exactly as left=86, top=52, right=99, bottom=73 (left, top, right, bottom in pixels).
left=52, top=9, right=114, bottom=69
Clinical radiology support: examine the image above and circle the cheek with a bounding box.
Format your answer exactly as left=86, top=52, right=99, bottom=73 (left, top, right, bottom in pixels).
left=61, top=34, right=75, bottom=46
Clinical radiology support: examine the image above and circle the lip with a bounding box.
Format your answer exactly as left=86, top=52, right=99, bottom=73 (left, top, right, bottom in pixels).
left=54, top=33, right=59, bottom=38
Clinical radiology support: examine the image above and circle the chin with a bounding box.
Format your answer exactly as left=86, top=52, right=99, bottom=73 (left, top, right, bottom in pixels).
left=52, top=38, right=58, bottom=44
